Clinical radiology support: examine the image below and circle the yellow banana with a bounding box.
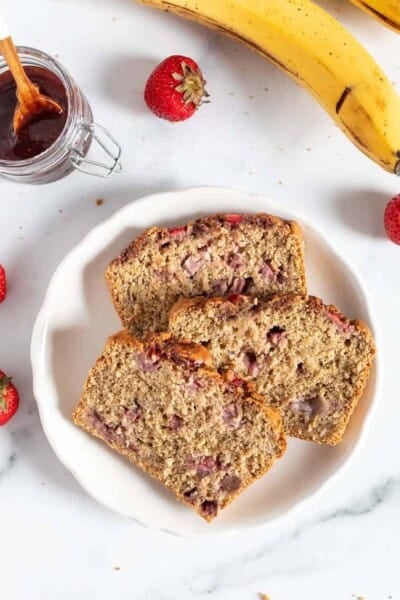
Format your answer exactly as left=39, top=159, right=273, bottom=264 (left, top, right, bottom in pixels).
left=136, top=0, right=400, bottom=175
left=349, top=0, right=400, bottom=33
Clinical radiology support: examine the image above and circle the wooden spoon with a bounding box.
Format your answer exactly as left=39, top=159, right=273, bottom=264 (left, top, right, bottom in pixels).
left=0, top=13, right=63, bottom=135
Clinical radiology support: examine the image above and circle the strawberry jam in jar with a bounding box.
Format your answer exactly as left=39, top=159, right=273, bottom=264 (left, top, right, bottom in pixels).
left=0, top=66, right=68, bottom=161
left=0, top=47, right=121, bottom=183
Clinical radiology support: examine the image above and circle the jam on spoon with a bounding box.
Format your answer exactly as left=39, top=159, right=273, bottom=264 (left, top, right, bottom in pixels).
left=0, top=30, right=63, bottom=129
left=0, top=65, right=68, bottom=161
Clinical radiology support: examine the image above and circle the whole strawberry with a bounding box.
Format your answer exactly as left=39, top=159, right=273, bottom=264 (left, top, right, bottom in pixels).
left=0, top=370, right=19, bottom=426
left=0, top=265, right=6, bottom=303
left=384, top=194, right=400, bottom=245
left=144, top=55, right=209, bottom=122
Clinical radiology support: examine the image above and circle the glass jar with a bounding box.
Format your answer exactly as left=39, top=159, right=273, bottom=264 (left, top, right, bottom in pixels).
left=0, top=46, right=122, bottom=184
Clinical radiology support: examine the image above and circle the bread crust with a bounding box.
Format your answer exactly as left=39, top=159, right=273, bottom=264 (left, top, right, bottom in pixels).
left=105, top=213, right=307, bottom=334
left=168, top=294, right=376, bottom=445
left=108, top=213, right=304, bottom=266
left=73, top=330, right=286, bottom=521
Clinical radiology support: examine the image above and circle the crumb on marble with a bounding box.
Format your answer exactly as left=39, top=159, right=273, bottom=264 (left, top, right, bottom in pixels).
left=96, top=198, right=104, bottom=207
left=114, top=566, right=121, bottom=571
left=258, top=594, right=270, bottom=600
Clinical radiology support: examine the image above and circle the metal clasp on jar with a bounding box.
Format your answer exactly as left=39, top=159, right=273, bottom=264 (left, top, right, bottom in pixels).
left=70, top=122, right=122, bottom=178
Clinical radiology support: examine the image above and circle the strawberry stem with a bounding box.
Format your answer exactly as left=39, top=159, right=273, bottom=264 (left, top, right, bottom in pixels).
left=173, top=62, right=209, bottom=107
left=0, top=375, right=12, bottom=411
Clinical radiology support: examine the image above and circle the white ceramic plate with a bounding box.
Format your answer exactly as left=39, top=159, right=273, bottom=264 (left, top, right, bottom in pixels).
left=31, top=187, right=380, bottom=536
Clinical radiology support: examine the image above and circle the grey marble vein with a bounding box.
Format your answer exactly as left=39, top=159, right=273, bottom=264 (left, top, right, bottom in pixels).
left=178, top=477, right=400, bottom=595
left=0, top=451, right=17, bottom=479
left=320, top=478, right=399, bottom=522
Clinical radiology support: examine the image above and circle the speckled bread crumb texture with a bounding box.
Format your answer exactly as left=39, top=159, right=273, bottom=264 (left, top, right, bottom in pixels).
left=105, top=213, right=306, bottom=335
left=168, top=294, right=375, bottom=445
left=73, top=331, right=286, bottom=521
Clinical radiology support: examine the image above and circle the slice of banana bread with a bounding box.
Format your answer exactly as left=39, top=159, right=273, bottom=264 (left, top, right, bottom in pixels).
left=169, top=294, right=375, bottom=445
left=106, top=213, right=306, bottom=335
left=73, top=331, right=286, bottom=521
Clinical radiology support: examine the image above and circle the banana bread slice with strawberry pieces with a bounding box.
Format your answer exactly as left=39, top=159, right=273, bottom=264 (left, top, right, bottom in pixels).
left=169, top=294, right=375, bottom=445
left=73, top=331, right=286, bottom=521
left=106, top=213, right=306, bottom=335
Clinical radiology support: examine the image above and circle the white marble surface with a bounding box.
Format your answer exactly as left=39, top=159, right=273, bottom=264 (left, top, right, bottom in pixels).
left=0, top=0, right=399, bottom=598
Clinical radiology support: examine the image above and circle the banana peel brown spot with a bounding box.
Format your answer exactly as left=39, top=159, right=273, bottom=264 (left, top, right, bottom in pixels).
left=336, top=87, right=352, bottom=114
left=375, top=95, right=387, bottom=111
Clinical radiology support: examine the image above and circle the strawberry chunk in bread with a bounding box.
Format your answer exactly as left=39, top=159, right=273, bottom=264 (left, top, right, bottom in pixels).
left=106, top=213, right=306, bottom=335
left=169, top=294, right=375, bottom=445
left=73, top=331, right=286, bottom=521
